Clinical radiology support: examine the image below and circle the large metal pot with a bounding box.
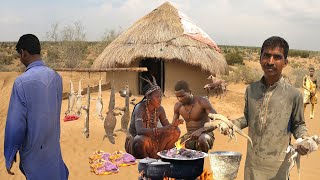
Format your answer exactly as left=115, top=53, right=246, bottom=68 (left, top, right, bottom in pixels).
left=138, top=158, right=157, bottom=173
left=146, top=161, right=171, bottom=180
left=164, top=157, right=205, bottom=179
left=157, top=150, right=208, bottom=179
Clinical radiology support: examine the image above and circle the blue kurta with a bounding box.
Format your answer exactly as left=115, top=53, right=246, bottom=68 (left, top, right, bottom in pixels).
left=4, top=60, right=69, bottom=180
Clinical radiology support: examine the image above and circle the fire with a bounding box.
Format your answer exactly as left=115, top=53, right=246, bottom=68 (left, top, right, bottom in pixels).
left=198, top=169, right=213, bottom=180
left=163, top=177, right=175, bottom=180
left=174, top=139, right=185, bottom=151
left=162, top=169, right=213, bottom=180
left=138, top=170, right=145, bottom=179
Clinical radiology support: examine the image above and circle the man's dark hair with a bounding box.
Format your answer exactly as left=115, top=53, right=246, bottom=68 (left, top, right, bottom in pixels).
left=174, top=80, right=191, bottom=92
left=16, top=34, right=41, bottom=55
left=260, top=36, right=289, bottom=59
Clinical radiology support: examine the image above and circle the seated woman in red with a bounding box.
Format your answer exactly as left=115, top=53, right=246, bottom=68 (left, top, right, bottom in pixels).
left=125, top=76, right=180, bottom=158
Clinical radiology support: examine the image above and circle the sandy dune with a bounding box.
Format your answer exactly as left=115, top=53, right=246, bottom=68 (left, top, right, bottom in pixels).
left=1, top=72, right=320, bottom=180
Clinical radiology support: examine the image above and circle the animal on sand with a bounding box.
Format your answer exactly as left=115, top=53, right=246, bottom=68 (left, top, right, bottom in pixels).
left=204, top=75, right=227, bottom=98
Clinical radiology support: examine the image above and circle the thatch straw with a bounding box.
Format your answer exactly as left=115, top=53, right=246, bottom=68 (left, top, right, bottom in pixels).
left=92, top=2, right=228, bottom=75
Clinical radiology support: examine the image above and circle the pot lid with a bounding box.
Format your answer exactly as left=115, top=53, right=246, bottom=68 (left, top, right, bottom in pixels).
left=139, top=157, right=157, bottom=164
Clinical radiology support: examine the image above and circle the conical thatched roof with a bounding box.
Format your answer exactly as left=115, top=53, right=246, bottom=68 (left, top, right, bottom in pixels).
left=92, top=2, right=228, bottom=75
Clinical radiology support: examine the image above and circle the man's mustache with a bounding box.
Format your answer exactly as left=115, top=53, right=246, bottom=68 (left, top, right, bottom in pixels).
left=264, top=64, right=275, bottom=68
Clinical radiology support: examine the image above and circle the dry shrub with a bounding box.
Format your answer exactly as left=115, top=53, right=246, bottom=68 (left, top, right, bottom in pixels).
left=225, top=52, right=244, bottom=65
left=45, top=21, right=87, bottom=68
left=46, top=48, right=60, bottom=63
left=289, top=50, right=310, bottom=58
left=290, top=61, right=301, bottom=69
left=291, top=68, right=308, bottom=88
left=228, top=65, right=262, bottom=84
left=0, top=65, right=9, bottom=72
left=0, top=52, right=15, bottom=65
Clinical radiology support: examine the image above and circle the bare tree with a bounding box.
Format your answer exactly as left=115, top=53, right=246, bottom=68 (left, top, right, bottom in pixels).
left=45, top=23, right=61, bottom=67
left=61, top=21, right=87, bottom=68
left=46, top=23, right=59, bottom=42
left=94, top=28, right=122, bottom=55
left=45, top=21, right=87, bottom=68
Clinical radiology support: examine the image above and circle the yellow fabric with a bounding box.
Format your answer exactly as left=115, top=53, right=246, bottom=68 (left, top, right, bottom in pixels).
left=303, top=76, right=317, bottom=104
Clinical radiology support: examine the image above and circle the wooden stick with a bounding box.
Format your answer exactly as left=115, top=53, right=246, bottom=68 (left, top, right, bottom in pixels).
left=54, top=67, right=148, bottom=72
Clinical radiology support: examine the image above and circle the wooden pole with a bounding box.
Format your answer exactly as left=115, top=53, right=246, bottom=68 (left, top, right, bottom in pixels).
left=83, top=84, right=90, bottom=139
left=54, top=67, right=148, bottom=72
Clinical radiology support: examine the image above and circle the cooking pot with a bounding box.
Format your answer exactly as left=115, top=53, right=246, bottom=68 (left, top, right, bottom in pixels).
left=163, top=157, right=204, bottom=179
left=146, top=161, right=171, bottom=180
left=138, top=157, right=157, bottom=174
left=157, top=151, right=207, bottom=179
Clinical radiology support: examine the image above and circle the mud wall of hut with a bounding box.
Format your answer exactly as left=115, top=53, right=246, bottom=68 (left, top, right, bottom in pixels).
left=164, top=61, right=211, bottom=96
left=102, top=60, right=212, bottom=97
left=105, top=61, right=140, bottom=95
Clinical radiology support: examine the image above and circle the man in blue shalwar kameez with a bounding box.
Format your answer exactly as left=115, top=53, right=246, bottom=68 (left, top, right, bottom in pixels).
left=4, top=34, right=69, bottom=180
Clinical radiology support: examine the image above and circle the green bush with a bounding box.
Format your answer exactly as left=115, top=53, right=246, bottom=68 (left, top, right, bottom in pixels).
left=225, top=52, right=244, bottom=65
left=289, top=50, right=310, bottom=58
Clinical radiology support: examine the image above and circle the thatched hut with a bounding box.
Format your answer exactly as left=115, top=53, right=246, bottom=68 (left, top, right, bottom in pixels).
left=92, top=2, right=228, bottom=96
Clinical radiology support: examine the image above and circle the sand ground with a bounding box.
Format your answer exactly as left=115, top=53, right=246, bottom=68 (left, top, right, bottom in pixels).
left=1, top=72, right=320, bottom=180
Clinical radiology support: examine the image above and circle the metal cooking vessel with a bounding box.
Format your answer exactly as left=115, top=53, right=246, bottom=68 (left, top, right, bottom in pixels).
left=146, top=161, right=171, bottom=180
left=138, top=158, right=157, bottom=173
left=209, top=151, right=242, bottom=180
left=157, top=150, right=208, bottom=179
left=164, top=157, right=205, bottom=179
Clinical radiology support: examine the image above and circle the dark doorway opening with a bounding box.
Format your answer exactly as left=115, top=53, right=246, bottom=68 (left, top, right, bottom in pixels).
left=139, top=58, right=165, bottom=95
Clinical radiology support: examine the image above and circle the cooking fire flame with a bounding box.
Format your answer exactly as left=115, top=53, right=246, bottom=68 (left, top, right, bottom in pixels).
left=174, top=139, right=185, bottom=152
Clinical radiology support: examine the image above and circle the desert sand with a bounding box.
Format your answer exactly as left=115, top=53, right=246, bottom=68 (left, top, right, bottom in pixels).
left=1, top=71, right=320, bottom=180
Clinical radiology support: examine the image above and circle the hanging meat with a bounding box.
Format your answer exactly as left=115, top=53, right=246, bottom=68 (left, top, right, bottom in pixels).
left=76, top=79, right=83, bottom=115
left=115, top=83, right=131, bottom=132
left=96, top=78, right=104, bottom=121
left=103, top=81, right=118, bottom=144
left=65, top=80, right=76, bottom=115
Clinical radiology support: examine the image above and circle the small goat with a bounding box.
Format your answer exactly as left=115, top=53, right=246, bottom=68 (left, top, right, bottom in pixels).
left=204, top=75, right=227, bottom=98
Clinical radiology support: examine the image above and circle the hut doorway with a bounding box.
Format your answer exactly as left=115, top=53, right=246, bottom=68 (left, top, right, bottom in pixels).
left=139, top=58, right=165, bottom=95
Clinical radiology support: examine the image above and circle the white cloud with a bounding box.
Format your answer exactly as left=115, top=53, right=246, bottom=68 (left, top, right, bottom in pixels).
left=264, top=0, right=320, bottom=21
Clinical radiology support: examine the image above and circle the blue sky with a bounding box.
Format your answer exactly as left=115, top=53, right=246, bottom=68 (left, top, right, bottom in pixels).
left=0, top=0, right=319, bottom=50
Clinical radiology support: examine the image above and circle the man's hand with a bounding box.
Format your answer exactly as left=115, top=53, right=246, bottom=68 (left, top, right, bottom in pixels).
left=172, top=119, right=184, bottom=127
left=311, top=92, right=316, bottom=96
left=296, top=145, right=309, bottom=155
left=162, top=124, right=176, bottom=134
left=190, top=128, right=203, bottom=140
left=220, top=116, right=232, bottom=135
left=7, top=167, right=14, bottom=175
left=296, top=135, right=310, bottom=155
left=6, top=155, right=16, bottom=175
